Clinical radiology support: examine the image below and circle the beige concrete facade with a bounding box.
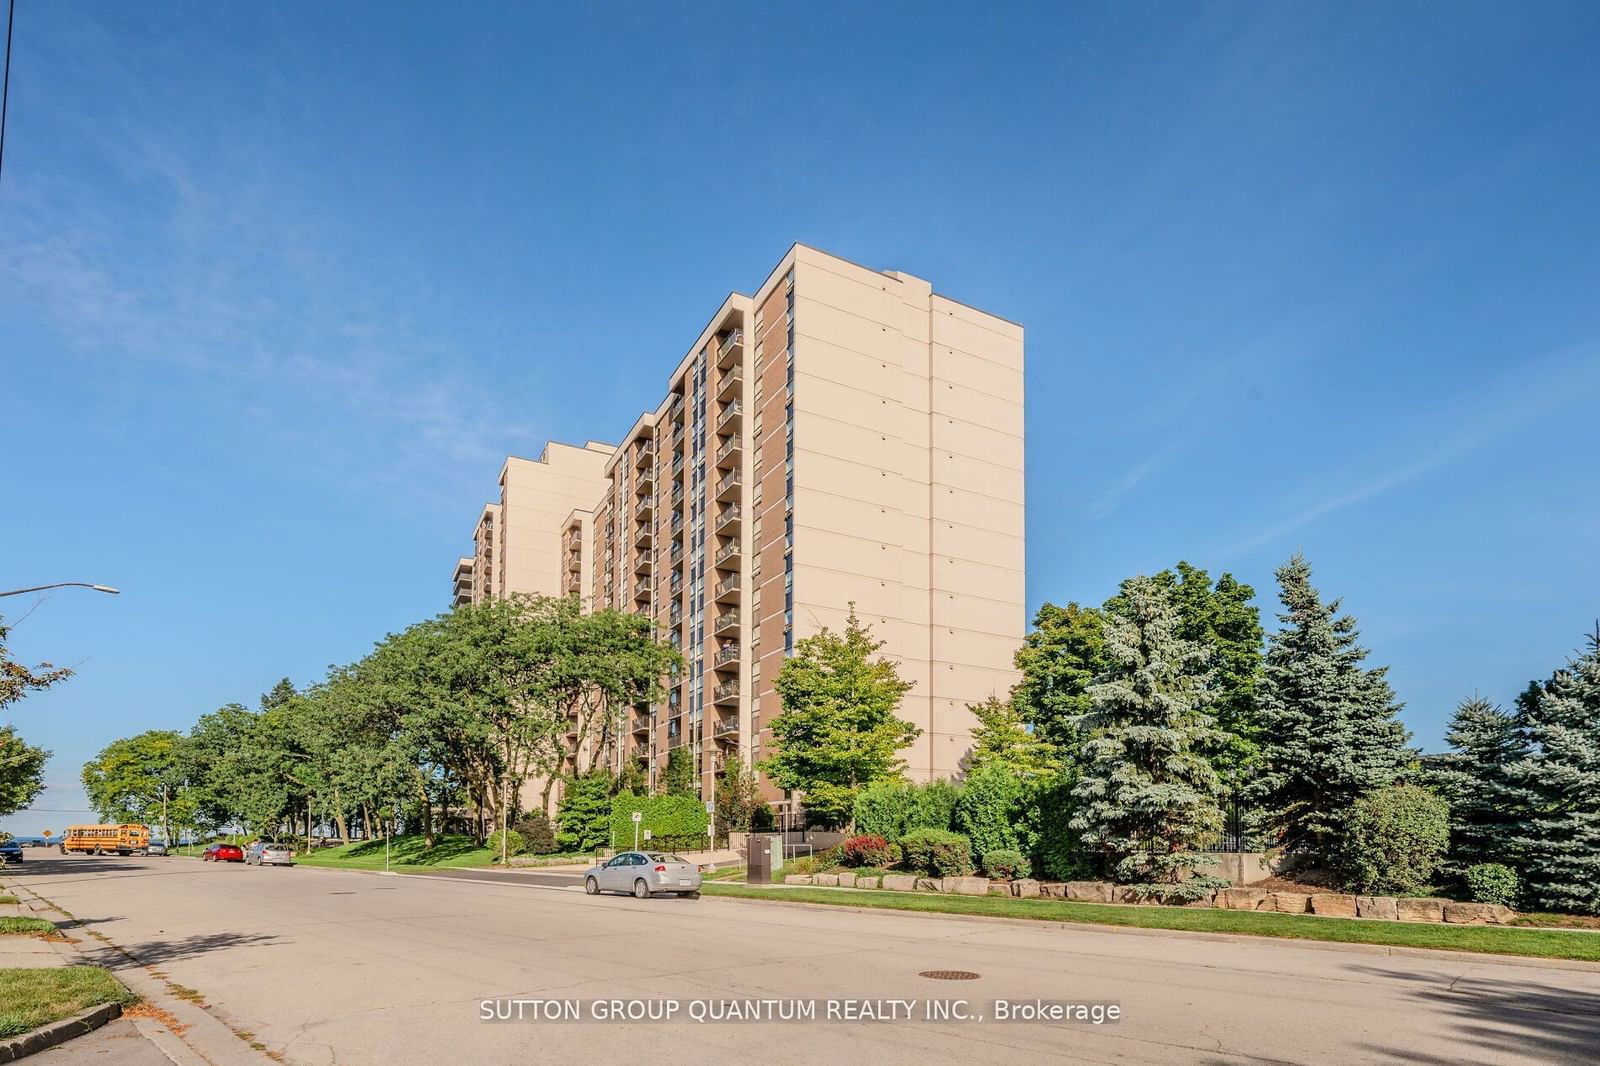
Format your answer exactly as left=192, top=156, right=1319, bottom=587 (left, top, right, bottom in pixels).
left=453, top=245, right=1024, bottom=813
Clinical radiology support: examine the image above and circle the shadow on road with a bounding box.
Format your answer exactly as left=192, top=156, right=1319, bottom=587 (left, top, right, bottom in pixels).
left=82, top=929, right=285, bottom=967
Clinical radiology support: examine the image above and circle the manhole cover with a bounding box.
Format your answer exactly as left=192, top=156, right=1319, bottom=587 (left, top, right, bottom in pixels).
left=919, top=970, right=980, bottom=981
left=328, top=891, right=355, bottom=895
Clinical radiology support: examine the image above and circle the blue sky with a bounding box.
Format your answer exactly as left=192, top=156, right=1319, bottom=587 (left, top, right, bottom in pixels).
left=3, top=3, right=1597, bottom=836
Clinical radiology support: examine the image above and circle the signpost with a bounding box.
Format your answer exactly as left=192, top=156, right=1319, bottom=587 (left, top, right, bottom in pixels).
left=705, top=799, right=715, bottom=853
left=632, top=809, right=643, bottom=850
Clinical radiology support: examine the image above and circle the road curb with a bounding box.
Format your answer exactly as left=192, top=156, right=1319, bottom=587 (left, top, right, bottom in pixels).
left=700, top=887, right=1600, bottom=973
left=0, top=1002, right=122, bottom=1063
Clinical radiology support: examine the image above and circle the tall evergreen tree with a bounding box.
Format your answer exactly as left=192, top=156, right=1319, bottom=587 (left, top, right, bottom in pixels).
left=965, top=695, right=1057, bottom=780
left=1012, top=602, right=1106, bottom=756
left=1069, top=576, right=1226, bottom=901
left=1500, top=627, right=1600, bottom=914
left=660, top=745, right=697, bottom=798
left=1251, top=554, right=1412, bottom=854
left=1109, top=563, right=1264, bottom=787
left=1429, top=695, right=1527, bottom=872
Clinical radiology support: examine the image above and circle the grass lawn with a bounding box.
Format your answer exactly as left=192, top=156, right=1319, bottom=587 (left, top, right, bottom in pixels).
left=0, top=917, right=57, bottom=936
left=0, top=894, right=19, bottom=905
left=294, top=835, right=501, bottom=870
left=0, top=967, right=138, bottom=1038
left=703, top=884, right=1600, bottom=963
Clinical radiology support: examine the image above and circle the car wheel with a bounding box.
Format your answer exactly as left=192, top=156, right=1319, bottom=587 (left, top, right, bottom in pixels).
left=633, top=879, right=651, bottom=900
left=585, top=877, right=600, bottom=895
left=686, top=891, right=701, bottom=900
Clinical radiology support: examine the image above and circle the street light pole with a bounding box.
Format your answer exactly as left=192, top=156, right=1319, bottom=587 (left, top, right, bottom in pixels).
left=0, top=583, right=120, bottom=598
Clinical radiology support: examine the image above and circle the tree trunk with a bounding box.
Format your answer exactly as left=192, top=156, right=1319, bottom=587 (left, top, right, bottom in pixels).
left=416, top=772, right=435, bottom=848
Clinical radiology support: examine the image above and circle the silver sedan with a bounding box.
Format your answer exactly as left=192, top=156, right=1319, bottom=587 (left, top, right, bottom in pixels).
left=245, top=842, right=296, bottom=866
left=583, top=851, right=702, bottom=899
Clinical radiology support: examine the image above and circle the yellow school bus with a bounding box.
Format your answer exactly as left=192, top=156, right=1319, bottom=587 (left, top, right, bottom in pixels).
left=60, top=824, right=151, bottom=856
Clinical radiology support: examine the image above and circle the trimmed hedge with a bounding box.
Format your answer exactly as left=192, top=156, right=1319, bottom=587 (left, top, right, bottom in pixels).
left=982, top=848, right=1030, bottom=880
left=486, top=828, right=524, bottom=860
left=1336, top=784, right=1450, bottom=896
left=900, top=828, right=973, bottom=877
left=610, top=794, right=709, bottom=851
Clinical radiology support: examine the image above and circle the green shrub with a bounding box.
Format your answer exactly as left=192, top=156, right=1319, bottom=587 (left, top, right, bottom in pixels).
left=610, top=794, right=710, bottom=852
left=899, top=828, right=973, bottom=876
left=1335, top=784, right=1450, bottom=896
left=513, top=812, right=557, bottom=855
left=910, top=779, right=964, bottom=834
left=1464, top=863, right=1519, bottom=907
left=1025, top=772, right=1092, bottom=881
left=952, top=765, right=1024, bottom=860
left=842, top=835, right=894, bottom=867
left=486, top=828, right=524, bottom=860
left=853, top=778, right=964, bottom=842
left=885, top=842, right=902, bottom=868
left=982, top=848, right=1030, bottom=880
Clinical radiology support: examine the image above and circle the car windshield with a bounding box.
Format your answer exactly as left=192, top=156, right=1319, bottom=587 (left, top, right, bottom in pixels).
left=647, top=853, right=686, bottom=863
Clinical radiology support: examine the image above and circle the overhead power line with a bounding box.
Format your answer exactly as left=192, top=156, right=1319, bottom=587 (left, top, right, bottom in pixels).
left=0, top=0, right=13, bottom=189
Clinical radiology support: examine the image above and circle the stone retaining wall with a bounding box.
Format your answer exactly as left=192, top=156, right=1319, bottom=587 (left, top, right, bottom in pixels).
left=778, top=874, right=1516, bottom=926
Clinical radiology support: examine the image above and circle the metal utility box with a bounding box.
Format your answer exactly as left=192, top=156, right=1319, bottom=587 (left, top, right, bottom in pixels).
left=747, top=833, right=782, bottom=884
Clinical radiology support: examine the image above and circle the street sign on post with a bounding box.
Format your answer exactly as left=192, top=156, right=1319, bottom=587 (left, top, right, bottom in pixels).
left=632, top=809, right=643, bottom=849
left=643, top=829, right=652, bottom=841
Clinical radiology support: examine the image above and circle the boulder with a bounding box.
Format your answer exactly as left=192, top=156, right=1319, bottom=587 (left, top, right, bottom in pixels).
left=1114, top=886, right=1157, bottom=905
left=880, top=874, right=918, bottom=892
left=943, top=876, right=990, bottom=896
left=783, top=874, right=813, bottom=886
left=988, top=883, right=1011, bottom=896
left=1065, top=881, right=1115, bottom=903
left=1396, top=898, right=1446, bottom=923
left=1443, top=902, right=1516, bottom=925
left=1011, top=878, right=1041, bottom=899
left=854, top=875, right=880, bottom=890
left=812, top=873, right=839, bottom=887
left=1310, top=893, right=1358, bottom=918
left=833, top=873, right=856, bottom=889
left=1356, top=896, right=1398, bottom=920
left=1216, top=888, right=1270, bottom=911
left=1270, top=892, right=1311, bottom=914
left=1038, top=882, right=1069, bottom=899
left=915, top=878, right=943, bottom=893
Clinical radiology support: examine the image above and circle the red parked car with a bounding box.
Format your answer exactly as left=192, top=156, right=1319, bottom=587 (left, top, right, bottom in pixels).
left=202, top=843, right=244, bottom=863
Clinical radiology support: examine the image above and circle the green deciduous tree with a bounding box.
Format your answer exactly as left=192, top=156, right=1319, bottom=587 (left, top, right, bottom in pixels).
left=1011, top=602, right=1106, bottom=756
left=660, top=745, right=697, bottom=798
left=1251, top=554, right=1412, bottom=854
left=713, top=764, right=766, bottom=837
left=81, top=730, right=195, bottom=846
left=1070, top=576, right=1225, bottom=901
left=1500, top=627, right=1600, bottom=914
left=763, top=609, right=918, bottom=828
left=951, top=763, right=1026, bottom=863
left=555, top=772, right=612, bottom=852
left=0, top=724, right=49, bottom=818
left=0, top=615, right=73, bottom=712
left=965, top=696, right=1056, bottom=780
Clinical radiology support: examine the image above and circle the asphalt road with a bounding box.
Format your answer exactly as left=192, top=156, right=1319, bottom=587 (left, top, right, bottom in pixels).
left=6, top=854, right=1598, bottom=1065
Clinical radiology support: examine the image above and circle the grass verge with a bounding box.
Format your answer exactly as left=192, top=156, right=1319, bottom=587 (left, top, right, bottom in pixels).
left=0, top=894, right=19, bottom=905
left=0, top=916, right=57, bottom=936
left=0, top=967, right=138, bottom=1038
left=294, top=834, right=500, bottom=870
left=702, top=884, right=1600, bottom=963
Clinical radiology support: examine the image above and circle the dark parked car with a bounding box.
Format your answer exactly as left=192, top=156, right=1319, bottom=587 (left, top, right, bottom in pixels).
left=202, top=843, right=245, bottom=863
left=0, top=841, right=24, bottom=864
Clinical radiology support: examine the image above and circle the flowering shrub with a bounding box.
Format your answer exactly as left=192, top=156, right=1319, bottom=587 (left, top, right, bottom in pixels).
left=842, top=834, right=895, bottom=867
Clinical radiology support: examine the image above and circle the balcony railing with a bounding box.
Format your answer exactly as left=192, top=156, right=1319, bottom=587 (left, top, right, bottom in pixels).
left=634, top=496, right=653, bottom=520
left=713, top=609, right=739, bottom=634
left=714, top=540, right=741, bottom=568
left=712, top=679, right=740, bottom=703
left=714, top=573, right=741, bottom=601
left=633, top=553, right=652, bottom=575
left=716, top=329, right=744, bottom=368
left=715, top=469, right=742, bottom=500
left=634, top=524, right=652, bottom=548
left=716, top=400, right=743, bottom=432
left=715, top=502, right=741, bottom=531
left=634, top=443, right=655, bottom=469
left=713, top=717, right=740, bottom=737
left=715, top=434, right=742, bottom=465
left=713, top=644, right=740, bottom=668
left=717, top=364, right=743, bottom=399
left=670, top=483, right=684, bottom=506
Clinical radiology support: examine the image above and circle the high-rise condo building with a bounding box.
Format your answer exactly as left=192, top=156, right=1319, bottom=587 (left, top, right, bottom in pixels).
left=453, top=245, right=1024, bottom=810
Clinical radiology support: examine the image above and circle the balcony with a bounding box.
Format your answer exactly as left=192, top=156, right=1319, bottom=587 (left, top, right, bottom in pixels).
left=714, top=539, right=741, bottom=569
left=634, top=443, right=655, bottom=470
left=633, top=582, right=652, bottom=606
left=712, top=679, right=740, bottom=705
left=714, top=573, right=741, bottom=602
left=716, top=400, right=743, bottom=433
left=669, top=544, right=684, bottom=568
left=634, top=495, right=653, bottom=521
left=716, top=329, right=744, bottom=369
left=712, top=609, right=739, bottom=635
left=713, top=716, right=740, bottom=738
left=637, top=468, right=654, bottom=492
left=715, top=468, right=742, bottom=501
left=670, top=483, right=684, bottom=507
left=715, top=502, right=741, bottom=534
left=717, top=364, right=743, bottom=400
left=713, top=643, right=740, bottom=669
left=633, top=524, right=652, bottom=549
left=715, top=433, right=742, bottom=467
left=632, top=715, right=651, bottom=737
left=565, top=551, right=582, bottom=574
left=633, top=552, right=652, bottom=576
left=670, top=511, right=684, bottom=535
